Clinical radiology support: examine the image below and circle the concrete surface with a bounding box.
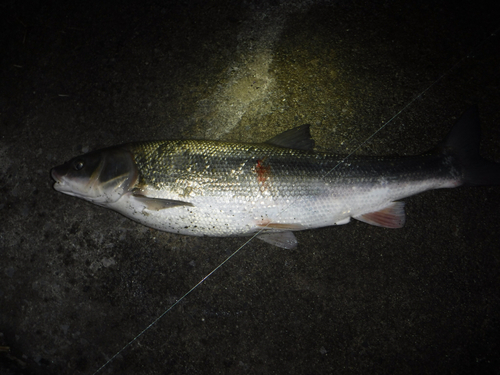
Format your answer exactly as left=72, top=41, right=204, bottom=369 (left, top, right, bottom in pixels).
left=1, top=0, right=500, bottom=374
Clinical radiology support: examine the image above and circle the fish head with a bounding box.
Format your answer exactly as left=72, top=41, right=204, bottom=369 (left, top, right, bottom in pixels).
left=51, top=147, right=138, bottom=206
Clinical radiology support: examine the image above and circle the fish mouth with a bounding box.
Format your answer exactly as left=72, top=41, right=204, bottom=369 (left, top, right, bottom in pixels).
left=51, top=168, right=63, bottom=183
left=50, top=170, right=80, bottom=197
left=51, top=168, right=67, bottom=192
left=50, top=166, right=89, bottom=199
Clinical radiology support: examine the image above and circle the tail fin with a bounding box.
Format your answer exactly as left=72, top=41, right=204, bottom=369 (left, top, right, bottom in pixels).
left=441, top=105, right=500, bottom=186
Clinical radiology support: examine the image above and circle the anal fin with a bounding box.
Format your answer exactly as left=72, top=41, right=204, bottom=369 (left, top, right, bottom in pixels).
left=354, top=201, right=405, bottom=228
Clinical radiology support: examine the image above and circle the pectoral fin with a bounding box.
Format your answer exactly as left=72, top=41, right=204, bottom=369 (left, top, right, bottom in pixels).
left=257, top=231, right=298, bottom=249
left=354, top=201, right=405, bottom=228
left=132, top=192, right=194, bottom=211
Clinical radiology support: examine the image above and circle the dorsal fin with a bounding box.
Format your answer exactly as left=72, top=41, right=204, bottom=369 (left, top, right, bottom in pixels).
left=265, top=125, right=315, bottom=151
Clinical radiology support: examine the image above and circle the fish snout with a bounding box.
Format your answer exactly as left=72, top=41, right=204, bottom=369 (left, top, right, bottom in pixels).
left=51, top=167, right=62, bottom=182
left=51, top=163, right=70, bottom=182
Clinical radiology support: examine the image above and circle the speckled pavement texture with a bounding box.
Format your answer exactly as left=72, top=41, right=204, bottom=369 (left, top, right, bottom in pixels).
left=1, top=0, right=500, bottom=374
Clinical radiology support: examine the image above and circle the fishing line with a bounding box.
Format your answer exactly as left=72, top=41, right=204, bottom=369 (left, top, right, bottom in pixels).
left=92, top=231, right=265, bottom=374
left=322, top=25, right=500, bottom=179
left=92, top=25, right=499, bottom=375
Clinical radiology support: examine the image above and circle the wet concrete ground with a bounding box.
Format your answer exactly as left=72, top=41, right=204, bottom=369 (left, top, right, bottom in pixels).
left=1, top=0, right=500, bottom=374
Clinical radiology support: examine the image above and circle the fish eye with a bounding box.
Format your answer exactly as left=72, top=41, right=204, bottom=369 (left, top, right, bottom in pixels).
left=73, top=160, right=84, bottom=171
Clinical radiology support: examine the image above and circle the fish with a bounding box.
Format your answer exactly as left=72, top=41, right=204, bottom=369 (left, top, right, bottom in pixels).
left=51, top=106, right=500, bottom=249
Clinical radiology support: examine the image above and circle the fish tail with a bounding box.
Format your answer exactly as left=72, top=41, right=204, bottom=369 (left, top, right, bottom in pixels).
left=441, top=105, right=500, bottom=186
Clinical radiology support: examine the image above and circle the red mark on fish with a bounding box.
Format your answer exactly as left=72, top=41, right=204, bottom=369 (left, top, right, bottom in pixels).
left=255, top=157, right=271, bottom=190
